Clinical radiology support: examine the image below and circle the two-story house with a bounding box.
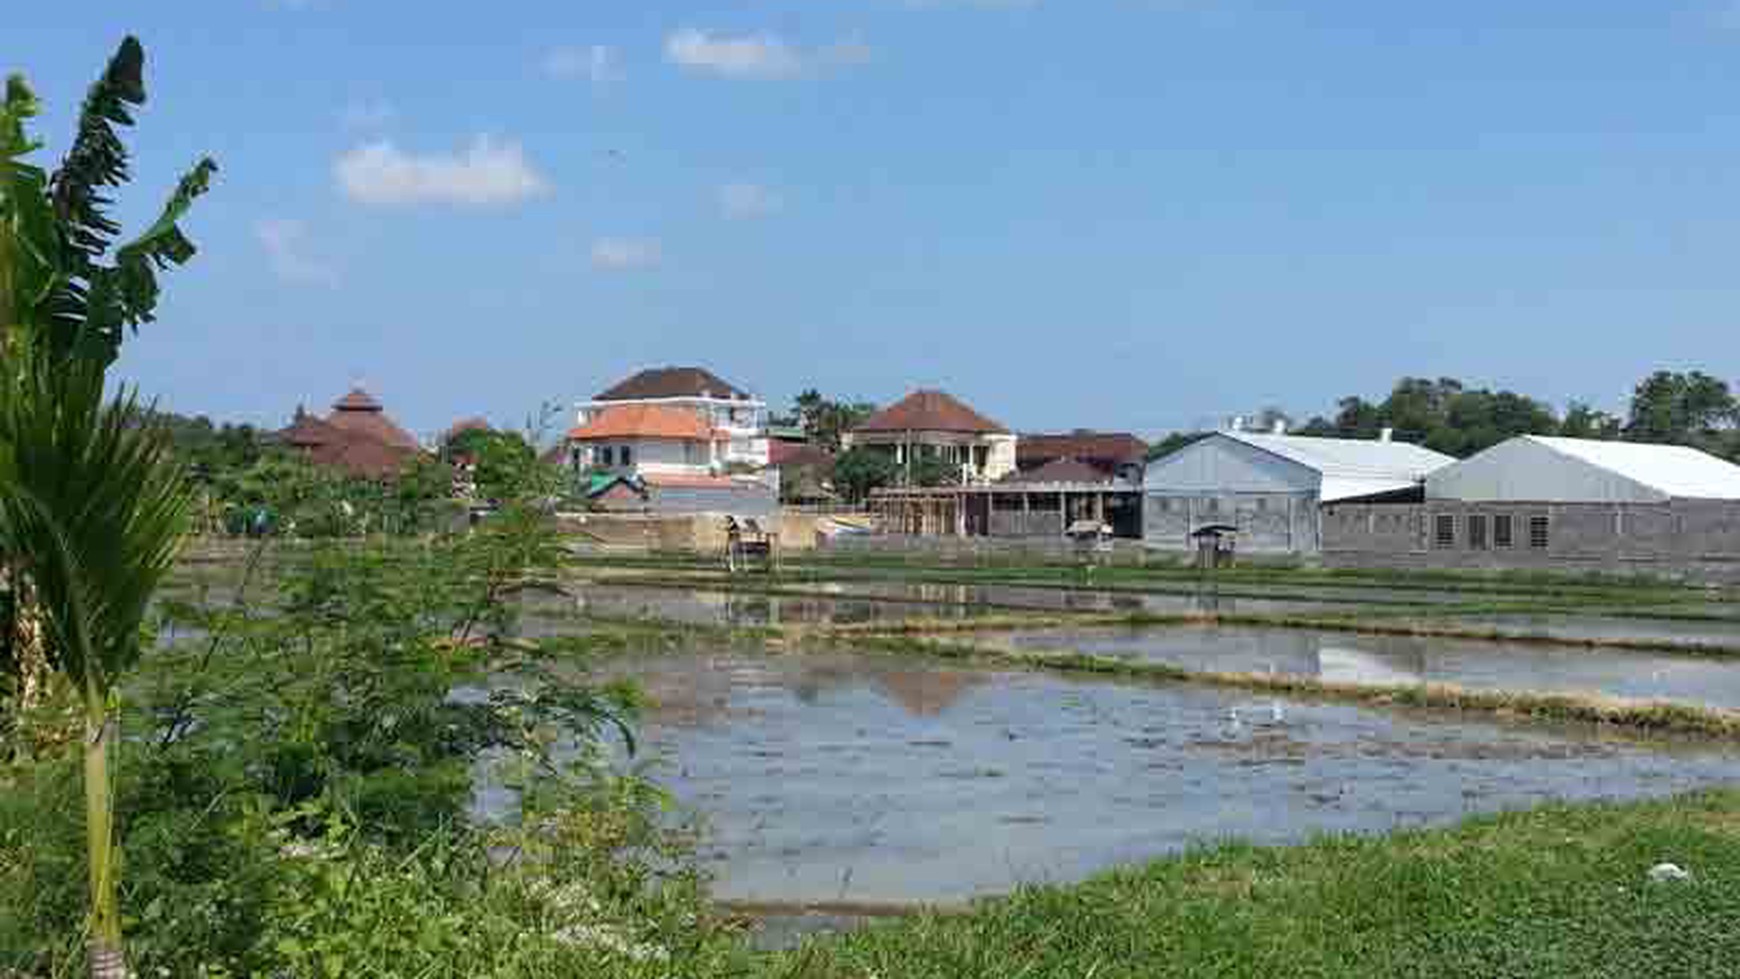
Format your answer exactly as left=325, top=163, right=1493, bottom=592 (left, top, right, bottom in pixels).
left=568, top=367, right=769, bottom=477
left=843, top=388, right=1017, bottom=485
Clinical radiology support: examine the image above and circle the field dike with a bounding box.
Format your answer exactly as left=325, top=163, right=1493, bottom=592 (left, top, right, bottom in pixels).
left=776, top=624, right=1740, bottom=741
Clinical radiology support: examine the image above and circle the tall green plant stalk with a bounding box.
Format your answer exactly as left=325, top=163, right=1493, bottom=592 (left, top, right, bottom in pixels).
left=2, top=37, right=213, bottom=977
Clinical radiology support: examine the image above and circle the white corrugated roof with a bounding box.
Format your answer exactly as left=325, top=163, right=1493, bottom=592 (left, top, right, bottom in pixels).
left=1524, top=436, right=1740, bottom=500
left=1223, top=431, right=1455, bottom=479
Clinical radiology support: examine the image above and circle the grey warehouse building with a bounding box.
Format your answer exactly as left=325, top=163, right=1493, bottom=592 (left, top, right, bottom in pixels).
left=1322, top=435, right=1740, bottom=582
left=1143, top=429, right=1455, bottom=555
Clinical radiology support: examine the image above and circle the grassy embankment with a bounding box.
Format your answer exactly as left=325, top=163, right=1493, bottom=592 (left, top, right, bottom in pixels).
left=756, top=789, right=1740, bottom=979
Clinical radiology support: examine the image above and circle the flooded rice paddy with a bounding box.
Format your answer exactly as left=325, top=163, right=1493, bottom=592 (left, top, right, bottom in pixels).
left=979, top=624, right=1740, bottom=709
left=596, top=648, right=1740, bottom=909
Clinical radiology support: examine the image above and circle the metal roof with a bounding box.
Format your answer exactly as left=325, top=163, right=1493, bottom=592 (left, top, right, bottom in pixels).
left=1222, top=431, right=1454, bottom=479
left=1518, top=436, right=1740, bottom=501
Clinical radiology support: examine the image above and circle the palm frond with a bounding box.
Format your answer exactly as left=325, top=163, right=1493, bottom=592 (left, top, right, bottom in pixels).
left=0, top=349, right=193, bottom=689
left=48, top=36, right=143, bottom=267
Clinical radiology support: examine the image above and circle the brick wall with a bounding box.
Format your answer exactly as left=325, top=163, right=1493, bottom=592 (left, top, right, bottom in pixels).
left=1321, top=498, right=1740, bottom=583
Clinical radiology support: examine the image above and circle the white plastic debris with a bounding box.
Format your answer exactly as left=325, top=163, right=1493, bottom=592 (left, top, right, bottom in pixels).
left=1647, top=862, right=1691, bottom=883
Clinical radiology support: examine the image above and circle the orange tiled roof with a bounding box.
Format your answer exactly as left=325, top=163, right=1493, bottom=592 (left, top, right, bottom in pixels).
left=567, top=404, right=720, bottom=441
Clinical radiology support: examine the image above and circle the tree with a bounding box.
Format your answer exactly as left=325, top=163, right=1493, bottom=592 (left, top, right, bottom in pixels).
left=791, top=388, right=875, bottom=453
left=1, top=38, right=213, bottom=977
left=1146, top=431, right=1211, bottom=461
left=909, top=452, right=961, bottom=488
left=1559, top=401, right=1622, bottom=441
left=445, top=427, right=535, bottom=502
left=831, top=447, right=897, bottom=503
left=1626, top=370, right=1737, bottom=446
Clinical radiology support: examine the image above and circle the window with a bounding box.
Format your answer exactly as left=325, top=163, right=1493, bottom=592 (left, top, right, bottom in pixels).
left=598, top=446, right=613, bottom=467
left=1529, top=515, right=1550, bottom=549
left=1434, top=514, right=1455, bottom=549
left=1467, top=514, right=1487, bottom=550
left=1155, top=498, right=1171, bottom=513
left=1205, top=497, right=1220, bottom=514
left=620, top=445, right=633, bottom=467
left=1493, top=514, right=1513, bottom=548
left=1255, top=497, right=1268, bottom=512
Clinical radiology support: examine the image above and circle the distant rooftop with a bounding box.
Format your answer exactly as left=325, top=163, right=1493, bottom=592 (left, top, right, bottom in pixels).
left=594, top=367, right=752, bottom=402
left=1519, top=435, right=1740, bottom=501
left=568, top=404, right=719, bottom=442
left=854, top=389, right=1008, bottom=435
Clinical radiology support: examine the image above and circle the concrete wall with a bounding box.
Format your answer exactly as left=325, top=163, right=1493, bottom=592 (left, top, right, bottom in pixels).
left=1321, top=498, right=1740, bottom=582
left=1144, top=491, right=1320, bottom=554
left=821, top=533, right=1156, bottom=565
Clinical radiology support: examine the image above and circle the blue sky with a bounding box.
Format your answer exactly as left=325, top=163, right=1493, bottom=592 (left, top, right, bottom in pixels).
left=10, top=1, right=1740, bottom=441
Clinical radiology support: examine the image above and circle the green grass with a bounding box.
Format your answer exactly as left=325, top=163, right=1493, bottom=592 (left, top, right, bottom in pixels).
left=759, top=790, right=1740, bottom=978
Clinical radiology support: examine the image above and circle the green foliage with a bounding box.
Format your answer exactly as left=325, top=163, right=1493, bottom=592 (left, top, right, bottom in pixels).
left=760, top=791, right=1740, bottom=978
left=909, top=452, right=962, bottom=488
left=1292, top=371, right=1740, bottom=460
left=445, top=426, right=538, bottom=501
left=1295, top=377, right=1561, bottom=456
left=1146, top=431, right=1210, bottom=462
left=1626, top=370, right=1738, bottom=452
left=1, top=515, right=745, bottom=975
left=792, top=389, right=876, bottom=453
left=0, top=352, right=190, bottom=695
left=12, top=37, right=217, bottom=367
left=832, top=446, right=898, bottom=503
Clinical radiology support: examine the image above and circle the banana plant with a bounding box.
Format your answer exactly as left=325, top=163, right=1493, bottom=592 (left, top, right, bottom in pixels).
left=1, top=37, right=214, bottom=978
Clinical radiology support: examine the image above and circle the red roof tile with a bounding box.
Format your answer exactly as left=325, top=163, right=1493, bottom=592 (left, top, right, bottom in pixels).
left=568, top=404, right=719, bottom=441
left=595, top=367, right=751, bottom=402
left=853, top=389, right=1008, bottom=435
left=769, top=442, right=834, bottom=468
left=1018, top=432, right=1148, bottom=470
left=998, top=457, right=1109, bottom=485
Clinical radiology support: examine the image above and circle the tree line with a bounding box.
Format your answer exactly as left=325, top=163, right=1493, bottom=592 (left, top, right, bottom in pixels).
left=1151, top=371, right=1740, bottom=462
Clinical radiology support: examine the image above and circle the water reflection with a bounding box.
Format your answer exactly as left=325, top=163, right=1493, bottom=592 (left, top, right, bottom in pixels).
left=990, top=625, right=1740, bottom=709
left=597, top=648, right=1740, bottom=907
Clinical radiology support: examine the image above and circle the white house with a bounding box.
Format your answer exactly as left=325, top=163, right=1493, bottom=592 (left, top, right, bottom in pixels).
left=1143, top=428, right=1455, bottom=553
left=574, top=367, right=769, bottom=471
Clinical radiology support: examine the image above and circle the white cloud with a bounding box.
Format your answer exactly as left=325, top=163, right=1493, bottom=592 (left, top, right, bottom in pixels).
left=334, top=137, right=549, bottom=207
left=666, top=28, right=802, bottom=79
left=339, top=99, right=395, bottom=131
left=719, top=182, right=782, bottom=220
left=256, top=218, right=337, bottom=285
left=590, top=238, right=662, bottom=271
left=664, top=28, right=867, bottom=80
left=545, top=44, right=624, bottom=84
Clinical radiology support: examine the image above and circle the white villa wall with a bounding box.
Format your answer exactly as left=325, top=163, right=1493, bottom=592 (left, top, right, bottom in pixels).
left=577, top=395, right=768, bottom=468
left=583, top=437, right=715, bottom=476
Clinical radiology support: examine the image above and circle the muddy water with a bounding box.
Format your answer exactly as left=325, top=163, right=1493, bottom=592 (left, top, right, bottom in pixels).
left=777, top=580, right=1390, bottom=616
left=1438, top=612, right=1740, bottom=649
left=598, top=649, right=1740, bottom=908
left=982, top=625, right=1740, bottom=709
left=521, top=583, right=1015, bottom=632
